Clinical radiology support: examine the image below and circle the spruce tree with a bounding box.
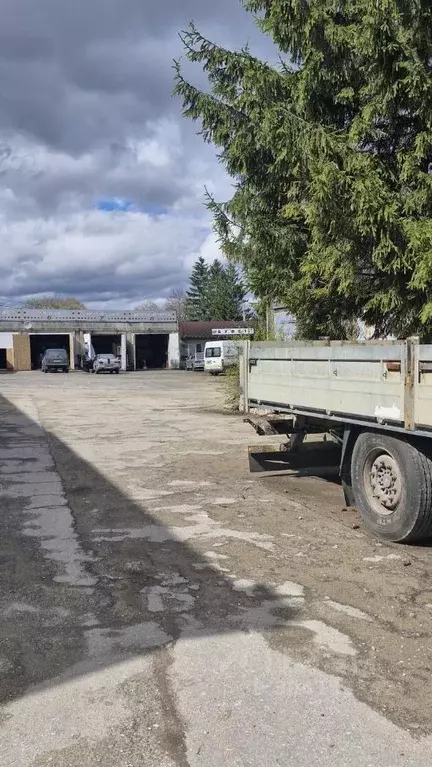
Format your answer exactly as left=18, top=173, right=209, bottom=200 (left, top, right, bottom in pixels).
left=206, top=262, right=245, bottom=321
left=184, top=256, right=209, bottom=320
left=184, top=257, right=245, bottom=321
left=174, top=3, right=432, bottom=338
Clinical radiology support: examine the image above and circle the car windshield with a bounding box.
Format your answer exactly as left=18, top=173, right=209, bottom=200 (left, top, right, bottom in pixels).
left=205, top=347, right=221, bottom=358
left=45, top=349, right=67, bottom=359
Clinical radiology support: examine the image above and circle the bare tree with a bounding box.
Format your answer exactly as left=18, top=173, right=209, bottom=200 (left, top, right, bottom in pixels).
left=24, top=296, right=86, bottom=310
left=163, top=289, right=186, bottom=321
left=134, top=300, right=160, bottom=312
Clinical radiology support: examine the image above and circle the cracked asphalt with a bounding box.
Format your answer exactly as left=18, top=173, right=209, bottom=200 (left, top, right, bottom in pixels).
left=1, top=371, right=432, bottom=766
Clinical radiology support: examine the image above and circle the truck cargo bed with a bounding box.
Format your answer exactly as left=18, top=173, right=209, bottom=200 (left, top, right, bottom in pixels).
left=241, top=340, right=432, bottom=435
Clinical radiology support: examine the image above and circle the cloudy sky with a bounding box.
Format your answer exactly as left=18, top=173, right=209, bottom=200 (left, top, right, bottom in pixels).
left=0, top=0, right=274, bottom=308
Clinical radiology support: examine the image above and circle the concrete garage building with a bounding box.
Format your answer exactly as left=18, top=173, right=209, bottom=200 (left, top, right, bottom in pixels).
left=0, top=309, right=179, bottom=372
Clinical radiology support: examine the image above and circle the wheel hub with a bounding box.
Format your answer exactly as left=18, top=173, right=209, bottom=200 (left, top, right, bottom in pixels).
left=370, top=455, right=401, bottom=513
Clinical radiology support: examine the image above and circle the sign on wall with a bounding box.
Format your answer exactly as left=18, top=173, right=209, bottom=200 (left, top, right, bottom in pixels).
left=211, top=328, right=254, bottom=337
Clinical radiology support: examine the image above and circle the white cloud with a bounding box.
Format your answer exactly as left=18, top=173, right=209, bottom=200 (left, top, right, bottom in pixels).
left=0, top=207, right=215, bottom=305
left=128, top=119, right=182, bottom=169
left=0, top=0, right=274, bottom=307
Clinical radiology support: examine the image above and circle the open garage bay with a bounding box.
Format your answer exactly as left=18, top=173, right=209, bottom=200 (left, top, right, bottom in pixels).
left=29, top=333, right=71, bottom=370
left=91, top=333, right=121, bottom=357
left=1, top=372, right=432, bottom=766
left=135, top=332, right=168, bottom=369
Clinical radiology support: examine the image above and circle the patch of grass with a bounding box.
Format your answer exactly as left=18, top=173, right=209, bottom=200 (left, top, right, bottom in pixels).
left=221, top=365, right=240, bottom=411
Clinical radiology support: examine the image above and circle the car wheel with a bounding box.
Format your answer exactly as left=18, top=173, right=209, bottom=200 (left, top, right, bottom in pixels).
left=115, top=369, right=120, bottom=374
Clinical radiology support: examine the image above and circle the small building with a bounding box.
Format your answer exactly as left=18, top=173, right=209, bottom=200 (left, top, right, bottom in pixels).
left=273, top=304, right=296, bottom=339
left=0, top=309, right=180, bottom=372
left=179, top=321, right=254, bottom=366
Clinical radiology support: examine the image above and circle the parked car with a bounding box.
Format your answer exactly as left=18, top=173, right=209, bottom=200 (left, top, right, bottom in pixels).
left=92, top=353, right=121, bottom=374
left=185, top=352, right=204, bottom=371
left=41, top=348, right=69, bottom=373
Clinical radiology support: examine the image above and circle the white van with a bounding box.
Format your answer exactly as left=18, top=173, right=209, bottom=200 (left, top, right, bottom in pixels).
left=204, top=340, right=239, bottom=374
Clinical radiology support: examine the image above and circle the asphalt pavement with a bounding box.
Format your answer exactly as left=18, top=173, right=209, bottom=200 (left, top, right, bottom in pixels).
left=1, top=371, right=432, bottom=766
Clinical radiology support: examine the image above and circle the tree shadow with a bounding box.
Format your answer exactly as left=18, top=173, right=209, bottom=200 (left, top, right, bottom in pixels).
left=0, top=392, right=304, bottom=705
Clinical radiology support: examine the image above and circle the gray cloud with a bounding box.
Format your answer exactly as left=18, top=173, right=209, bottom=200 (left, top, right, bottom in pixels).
left=0, top=0, right=274, bottom=306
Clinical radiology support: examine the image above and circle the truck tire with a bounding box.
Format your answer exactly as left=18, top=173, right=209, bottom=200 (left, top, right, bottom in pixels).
left=351, top=431, right=432, bottom=542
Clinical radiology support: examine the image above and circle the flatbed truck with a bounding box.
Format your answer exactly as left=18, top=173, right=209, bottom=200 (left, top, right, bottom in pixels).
left=240, top=338, right=432, bottom=543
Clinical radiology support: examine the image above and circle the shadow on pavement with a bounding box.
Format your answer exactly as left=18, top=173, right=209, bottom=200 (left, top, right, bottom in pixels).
left=0, top=392, right=303, bottom=705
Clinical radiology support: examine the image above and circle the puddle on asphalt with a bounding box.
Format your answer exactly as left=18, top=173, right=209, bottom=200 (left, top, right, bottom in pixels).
left=85, top=621, right=169, bottom=658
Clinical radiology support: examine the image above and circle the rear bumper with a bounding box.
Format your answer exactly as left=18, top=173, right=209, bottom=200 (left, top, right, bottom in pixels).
left=95, top=366, right=120, bottom=372
left=47, top=365, right=68, bottom=371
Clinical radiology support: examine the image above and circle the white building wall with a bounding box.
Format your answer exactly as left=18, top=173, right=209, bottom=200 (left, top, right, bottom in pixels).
left=274, top=309, right=296, bottom=339
left=186, top=338, right=206, bottom=355
left=69, top=332, right=76, bottom=370
left=120, top=333, right=127, bottom=371
left=168, top=332, right=180, bottom=369
left=0, top=332, right=13, bottom=349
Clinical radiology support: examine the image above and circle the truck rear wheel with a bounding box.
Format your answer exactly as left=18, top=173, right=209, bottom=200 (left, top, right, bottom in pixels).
left=351, top=431, right=432, bottom=542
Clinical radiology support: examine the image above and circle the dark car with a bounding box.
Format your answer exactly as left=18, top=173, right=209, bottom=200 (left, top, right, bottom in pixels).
left=41, top=348, right=69, bottom=373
